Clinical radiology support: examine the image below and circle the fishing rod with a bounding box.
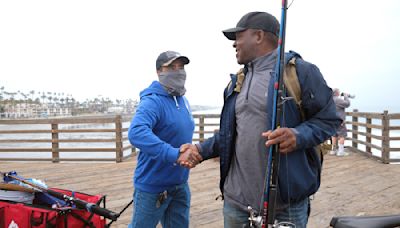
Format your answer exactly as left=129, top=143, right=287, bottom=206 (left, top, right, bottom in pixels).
left=248, top=0, right=291, bottom=227
left=264, top=0, right=290, bottom=225
left=1, top=171, right=120, bottom=221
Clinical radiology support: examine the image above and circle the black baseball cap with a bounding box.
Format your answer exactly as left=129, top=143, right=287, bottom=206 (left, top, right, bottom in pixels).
left=222, top=11, right=280, bottom=40
left=156, top=51, right=190, bottom=70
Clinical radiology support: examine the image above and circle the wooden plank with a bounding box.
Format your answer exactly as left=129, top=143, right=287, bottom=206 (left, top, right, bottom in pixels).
left=58, top=148, right=115, bottom=152
left=115, top=115, right=123, bottom=162
left=382, top=111, right=390, bottom=163
left=0, top=139, right=116, bottom=143
left=0, top=139, right=52, bottom=143
left=198, top=116, right=205, bottom=143
left=0, top=158, right=53, bottom=161
left=348, top=138, right=382, bottom=151
left=57, top=158, right=116, bottom=162
left=195, top=123, right=220, bottom=127
left=366, top=118, right=372, bottom=153
left=0, top=117, right=116, bottom=124
left=346, top=111, right=384, bottom=119
left=348, top=130, right=383, bottom=140
left=51, top=123, right=60, bottom=162
left=193, top=114, right=220, bottom=118
left=388, top=113, right=400, bottom=119
left=57, top=129, right=116, bottom=133
left=0, top=119, right=54, bottom=124
left=0, top=148, right=52, bottom=152
left=54, top=139, right=116, bottom=143
left=194, top=130, right=218, bottom=134
left=351, top=110, right=358, bottom=149
left=0, top=130, right=51, bottom=134
left=0, top=157, right=116, bottom=162
left=347, top=122, right=384, bottom=130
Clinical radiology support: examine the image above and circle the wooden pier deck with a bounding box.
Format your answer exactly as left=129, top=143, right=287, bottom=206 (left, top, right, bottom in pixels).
left=2, top=150, right=400, bottom=228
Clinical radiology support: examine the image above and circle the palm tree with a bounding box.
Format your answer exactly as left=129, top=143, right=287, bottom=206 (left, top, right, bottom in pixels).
left=47, top=96, right=53, bottom=105
left=40, top=92, right=46, bottom=104
left=60, top=98, right=65, bottom=107
left=0, top=87, right=4, bottom=105
left=53, top=97, right=59, bottom=107
left=0, top=86, right=4, bottom=101
left=9, top=92, right=17, bottom=114
left=30, top=90, right=35, bottom=100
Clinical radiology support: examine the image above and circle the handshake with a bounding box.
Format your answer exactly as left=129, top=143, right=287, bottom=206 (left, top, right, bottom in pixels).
left=177, top=144, right=203, bottom=169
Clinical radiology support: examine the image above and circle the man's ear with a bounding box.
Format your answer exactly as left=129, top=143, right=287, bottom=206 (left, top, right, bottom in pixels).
left=255, top=30, right=265, bottom=44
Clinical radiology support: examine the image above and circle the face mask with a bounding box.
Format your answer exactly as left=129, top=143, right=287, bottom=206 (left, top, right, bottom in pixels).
left=158, top=69, right=186, bottom=96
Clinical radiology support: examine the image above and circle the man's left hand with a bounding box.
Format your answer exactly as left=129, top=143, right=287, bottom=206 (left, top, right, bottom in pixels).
left=262, top=128, right=297, bottom=153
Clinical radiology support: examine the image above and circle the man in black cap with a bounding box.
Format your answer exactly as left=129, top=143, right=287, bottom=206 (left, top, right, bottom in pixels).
left=128, top=50, right=201, bottom=228
left=186, top=11, right=340, bottom=227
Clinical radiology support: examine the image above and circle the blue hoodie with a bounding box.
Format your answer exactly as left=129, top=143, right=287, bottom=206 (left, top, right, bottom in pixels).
left=128, top=81, right=195, bottom=193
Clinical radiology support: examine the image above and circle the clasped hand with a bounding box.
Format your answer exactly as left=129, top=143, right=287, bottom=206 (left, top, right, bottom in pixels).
left=262, top=127, right=297, bottom=153
left=177, top=144, right=202, bottom=168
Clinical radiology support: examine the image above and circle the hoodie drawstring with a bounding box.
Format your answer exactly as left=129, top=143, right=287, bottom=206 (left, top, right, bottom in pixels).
left=173, top=96, right=179, bottom=109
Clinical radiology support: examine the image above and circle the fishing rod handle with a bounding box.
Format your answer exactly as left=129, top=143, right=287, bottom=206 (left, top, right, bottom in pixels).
left=86, top=203, right=120, bottom=221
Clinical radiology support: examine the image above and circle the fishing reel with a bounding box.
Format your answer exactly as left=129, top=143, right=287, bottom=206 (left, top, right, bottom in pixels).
left=248, top=206, right=263, bottom=228
left=247, top=206, right=296, bottom=228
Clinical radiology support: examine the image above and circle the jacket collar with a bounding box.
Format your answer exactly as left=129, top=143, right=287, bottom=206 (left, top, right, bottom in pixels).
left=246, top=49, right=278, bottom=72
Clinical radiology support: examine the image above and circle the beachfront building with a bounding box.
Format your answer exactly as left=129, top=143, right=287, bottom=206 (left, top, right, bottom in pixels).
left=0, top=103, right=71, bottom=118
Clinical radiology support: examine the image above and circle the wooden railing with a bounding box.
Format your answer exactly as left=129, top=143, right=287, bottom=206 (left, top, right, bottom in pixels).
left=0, top=115, right=135, bottom=163
left=346, top=109, right=400, bottom=164
left=0, top=114, right=221, bottom=163
left=2, top=111, right=399, bottom=163
left=192, top=114, right=220, bottom=143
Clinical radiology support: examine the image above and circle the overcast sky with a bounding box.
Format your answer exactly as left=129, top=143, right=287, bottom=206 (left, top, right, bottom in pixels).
left=1, top=0, right=399, bottom=112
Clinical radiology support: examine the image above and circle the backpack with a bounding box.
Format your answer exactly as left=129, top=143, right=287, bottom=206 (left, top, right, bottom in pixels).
left=283, top=57, right=329, bottom=164
left=230, top=56, right=329, bottom=164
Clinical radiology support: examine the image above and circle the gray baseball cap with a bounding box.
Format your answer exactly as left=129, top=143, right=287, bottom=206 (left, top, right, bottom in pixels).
left=156, top=51, right=190, bottom=70
left=222, top=11, right=280, bottom=40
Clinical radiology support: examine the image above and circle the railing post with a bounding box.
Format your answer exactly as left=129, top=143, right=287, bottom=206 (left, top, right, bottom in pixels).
left=199, top=115, right=205, bottom=143
left=352, top=109, right=358, bottom=150
left=366, top=117, right=372, bottom=154
left=115, top=115, right=123, bottom=163
left=51, top=122, right=60, bottom=163
left=382, top=110, right=390, bottom=164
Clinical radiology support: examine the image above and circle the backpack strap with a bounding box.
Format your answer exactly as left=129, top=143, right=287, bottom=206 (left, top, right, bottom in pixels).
left=283, top=57, right=305, bottom=120
left=226, top=68, right=246, bottom=93
left=234, top=68, right=245, bottom=92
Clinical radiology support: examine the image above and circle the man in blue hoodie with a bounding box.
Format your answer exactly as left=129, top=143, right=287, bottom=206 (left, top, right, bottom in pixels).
left=183, top=12, right=341, bottom=228
left=128, top=51, right=201, bottom=228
